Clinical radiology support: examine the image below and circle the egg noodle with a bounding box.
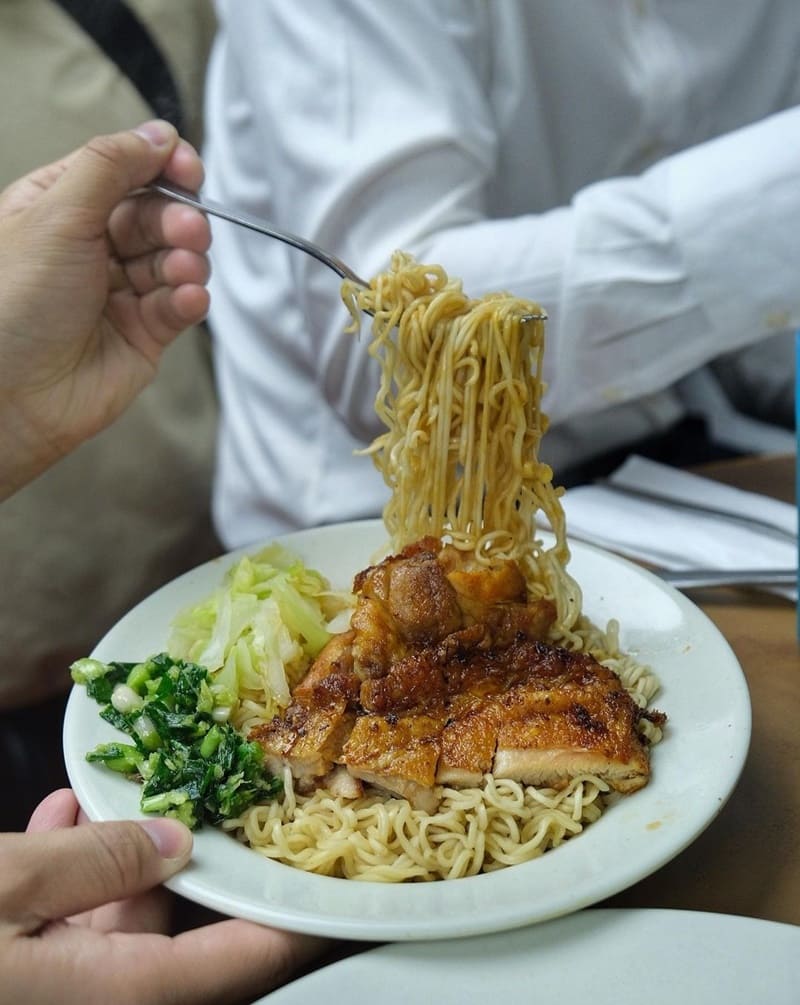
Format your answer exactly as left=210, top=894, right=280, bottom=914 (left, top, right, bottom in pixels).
left=223, top=253, right=662, bottom=881
left=346, top=251, right=579, bottom=633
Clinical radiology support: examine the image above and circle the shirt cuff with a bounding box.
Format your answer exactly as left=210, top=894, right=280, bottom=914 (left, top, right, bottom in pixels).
left=669, top=105, right=800, bottom=348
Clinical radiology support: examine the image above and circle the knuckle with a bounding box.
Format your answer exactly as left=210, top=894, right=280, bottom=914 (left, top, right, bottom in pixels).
left=84, top=133, right=124, bottom=173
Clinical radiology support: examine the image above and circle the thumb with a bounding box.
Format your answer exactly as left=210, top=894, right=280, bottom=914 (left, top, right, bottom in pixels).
left=0, top=817, right=193, bottom=933
left=42, top=120, right=181, bottom=232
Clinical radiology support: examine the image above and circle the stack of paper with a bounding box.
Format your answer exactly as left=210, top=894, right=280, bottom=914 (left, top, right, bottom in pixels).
left=554, top=455, right=796, bottom=601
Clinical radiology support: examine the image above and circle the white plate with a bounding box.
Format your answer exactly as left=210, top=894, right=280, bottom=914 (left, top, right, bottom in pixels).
left=64, top=520, right=751, bottom=941
left=263, top=908, right=800, bottom=1004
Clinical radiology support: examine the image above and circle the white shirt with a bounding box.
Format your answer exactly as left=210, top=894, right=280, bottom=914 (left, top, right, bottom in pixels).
left=205, top=0, right=800, bottom=549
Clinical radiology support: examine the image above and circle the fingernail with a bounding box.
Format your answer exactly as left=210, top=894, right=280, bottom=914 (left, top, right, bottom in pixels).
left=137, top=817, right=193, bottom=860
left=134, top=119, right=175, bottom=148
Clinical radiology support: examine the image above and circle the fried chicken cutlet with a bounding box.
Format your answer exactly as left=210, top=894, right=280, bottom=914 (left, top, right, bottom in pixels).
left=250, top=539, right=664, bottom=812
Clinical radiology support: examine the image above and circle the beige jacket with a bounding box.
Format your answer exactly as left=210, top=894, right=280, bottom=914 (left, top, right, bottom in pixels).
left=0, top=0, right=221, bottom=707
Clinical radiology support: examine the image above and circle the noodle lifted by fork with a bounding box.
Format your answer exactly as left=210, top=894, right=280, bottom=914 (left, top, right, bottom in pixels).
left=344, top=251, right=577, bottom=628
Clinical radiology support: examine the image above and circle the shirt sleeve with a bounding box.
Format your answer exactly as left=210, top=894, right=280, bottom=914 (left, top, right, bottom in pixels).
left=548, top=107, right=800, bottom=421
left=215, top=0, right=800, bottom=432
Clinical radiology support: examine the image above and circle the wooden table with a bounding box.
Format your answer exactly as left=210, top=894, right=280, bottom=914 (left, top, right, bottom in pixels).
left=601, top=453, right=799, bottom=925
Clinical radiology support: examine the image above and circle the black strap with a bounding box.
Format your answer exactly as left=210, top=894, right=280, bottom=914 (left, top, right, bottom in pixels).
left=52, top=0, right=186, bottom=135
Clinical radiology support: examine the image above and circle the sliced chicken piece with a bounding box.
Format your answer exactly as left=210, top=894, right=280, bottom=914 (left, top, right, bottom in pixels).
left=250, top=698, right=356, bottom=780
left=251, top=631, right=361, bottom=779
left=493, top=716, right=650, bottom=793
left=342, top=712, right=445, bottom=812
left=437, top=706, right=499, bottom=786
left=492, top=657, right=652, bottom=792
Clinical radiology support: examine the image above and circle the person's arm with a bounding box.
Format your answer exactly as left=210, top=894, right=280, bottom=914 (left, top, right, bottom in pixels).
left=208, top=0, right=800, bottom=435
left=0, top=120, right=211, bottom=501
left=0, top=789, right=326, bottom=1004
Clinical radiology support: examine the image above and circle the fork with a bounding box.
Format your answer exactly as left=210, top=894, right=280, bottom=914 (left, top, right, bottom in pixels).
left=149, top=180, right=547, bottom=321
left=655, top=566, right=796, bottom=588
left=150, top=179, right=369, bottom=286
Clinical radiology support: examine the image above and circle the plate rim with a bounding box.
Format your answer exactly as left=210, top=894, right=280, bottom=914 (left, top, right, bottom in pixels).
left=63, top=519, right=752, bottom=940
left=258, top=907, right=800, bottom=1004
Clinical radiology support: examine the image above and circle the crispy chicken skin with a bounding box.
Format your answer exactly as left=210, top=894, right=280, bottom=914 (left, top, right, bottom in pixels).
left=250, top=539, right=664, bottom=808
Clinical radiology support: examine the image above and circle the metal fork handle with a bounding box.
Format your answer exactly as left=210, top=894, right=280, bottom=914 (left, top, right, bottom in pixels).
left=149, top=180, right=370, bottom=287
left=656, top=567, right=796, bottom=588
left=149, top=180, right=547, bottom=323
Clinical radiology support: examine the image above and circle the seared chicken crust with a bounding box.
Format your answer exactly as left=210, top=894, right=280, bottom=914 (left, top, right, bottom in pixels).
left=250, top=539, right=664, bottom=810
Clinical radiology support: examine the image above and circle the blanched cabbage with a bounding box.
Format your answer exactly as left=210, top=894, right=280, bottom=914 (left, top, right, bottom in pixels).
left=168, top=544, right=352, bottom=723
